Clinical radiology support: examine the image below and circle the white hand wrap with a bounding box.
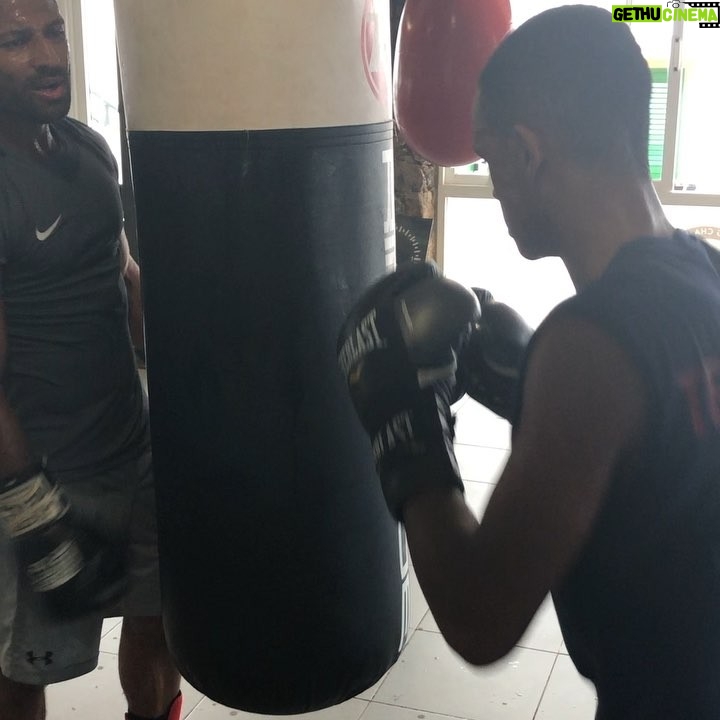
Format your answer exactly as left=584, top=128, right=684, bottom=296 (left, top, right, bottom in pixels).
left=0, top=467, right=69, bottom=537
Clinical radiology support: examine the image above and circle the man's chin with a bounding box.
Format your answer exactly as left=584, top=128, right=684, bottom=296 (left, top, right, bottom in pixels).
left=33, top=97, right=71, bottom=123
left=513, top=235, right=550, bottom=261
left=23, top=84, right=71, bottom=122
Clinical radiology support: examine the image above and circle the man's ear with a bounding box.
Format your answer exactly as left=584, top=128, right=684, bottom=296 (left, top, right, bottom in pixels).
left=511, top=124, right=544, bottom=179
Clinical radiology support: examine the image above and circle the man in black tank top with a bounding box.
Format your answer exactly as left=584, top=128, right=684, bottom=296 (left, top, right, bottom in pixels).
left=339, top=5, right=720, bottom=719
left=0, top=1, right=181, bottom=718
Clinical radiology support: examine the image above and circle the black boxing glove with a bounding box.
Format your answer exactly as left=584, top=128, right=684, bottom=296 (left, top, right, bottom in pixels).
left=0, top=464, right=127, bottom=619
left=457, top=289, right=533, bottom=422
left=337, top=262, right=480, bottom=520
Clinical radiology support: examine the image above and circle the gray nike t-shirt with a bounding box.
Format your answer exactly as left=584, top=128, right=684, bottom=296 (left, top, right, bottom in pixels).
left=0, top=118, right=148, bottom=474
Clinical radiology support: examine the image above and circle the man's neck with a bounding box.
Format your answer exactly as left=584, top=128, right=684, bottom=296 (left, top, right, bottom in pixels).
left=0, top=117, right=57, bottom=158
left=557, top=173, right=674, bottom=291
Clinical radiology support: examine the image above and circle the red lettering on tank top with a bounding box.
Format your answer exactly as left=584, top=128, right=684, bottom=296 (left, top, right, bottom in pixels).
left=678, top=357, right=720, bottom=437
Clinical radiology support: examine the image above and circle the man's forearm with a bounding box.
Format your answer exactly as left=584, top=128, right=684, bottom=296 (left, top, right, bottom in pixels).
left=0, top=394, right=32, bottom=479
left=119, top=230, right=145, bottom=353
left=403, top=487, right=533, bottom=666
left=124, top=258, right=145, bottom=352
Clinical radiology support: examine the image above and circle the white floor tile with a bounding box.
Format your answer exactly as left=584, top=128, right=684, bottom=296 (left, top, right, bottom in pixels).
left=99, top=616, right=123, bottom=655
left=463, top=480, right=496, bottom=520
left=373, top=629, right=555, bottom=720
left=417, top=607, right=438, bottom=633
left=360, top=702, right=467, bottom=720
left=186, top=697, right=368, bottom=719
left=355, top=674, right=386, bottom=702
left=515, top=596, right=564, bottom=654
left=453, top=398, right=511, bottom=451
left=101, top=616, right=122, bottom=636
left=46, top=653, right=126, bottom=720
left=408, top=563, right=429, bottom=633
left=455, top=445, right=509, bottom=485
left=534, top=655, right=597, bottom=719
left=46, top=651, right=204, bottom=720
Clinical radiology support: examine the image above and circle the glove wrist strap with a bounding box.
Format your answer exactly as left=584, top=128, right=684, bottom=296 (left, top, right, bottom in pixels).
left=379, top=438, right=464, bottom=522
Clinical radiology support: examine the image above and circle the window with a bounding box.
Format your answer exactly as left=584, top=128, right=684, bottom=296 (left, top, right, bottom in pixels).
left=79, top=0, right=121, bottom=176
left=441, top=1, right=720, bottom=205
left=58, top=0, right=720, bottom=287
left=442, top=197, right=575, bottom=329
left=438, top=1, right=720, bottom=324
left=670, top=22, right=720, bottom=196
left=58, top=0, right=122, bottom=177
left=649, top=67, right=669, bottom=182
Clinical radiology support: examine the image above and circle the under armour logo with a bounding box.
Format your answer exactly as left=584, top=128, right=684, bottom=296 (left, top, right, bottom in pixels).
left=26, top=651, right=53, bottom=666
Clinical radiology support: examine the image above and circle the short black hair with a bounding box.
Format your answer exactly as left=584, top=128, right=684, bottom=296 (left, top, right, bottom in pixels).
left=478, top=5, right=652, bottom=175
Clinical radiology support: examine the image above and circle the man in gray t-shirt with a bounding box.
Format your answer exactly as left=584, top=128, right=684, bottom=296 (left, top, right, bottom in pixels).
left=0, top=1, right=182, bottom=718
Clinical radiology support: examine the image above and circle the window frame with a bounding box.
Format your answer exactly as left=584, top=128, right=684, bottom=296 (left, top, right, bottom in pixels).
left=56, top=0, right=88, bottom=127
left=58, top=0, right=141, bottom=254
left=437, top=14, right=720, bottom=264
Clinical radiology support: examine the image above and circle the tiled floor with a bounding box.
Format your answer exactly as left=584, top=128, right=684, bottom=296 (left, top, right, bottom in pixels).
left=45, top=399, right=597, bottom=719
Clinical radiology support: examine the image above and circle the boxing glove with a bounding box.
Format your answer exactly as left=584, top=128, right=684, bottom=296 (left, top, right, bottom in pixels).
left=0, top=464, right=127, bottom=618
left=457, top=289, right=533, bottom=422
left=337, top=262, right=480, bottom=520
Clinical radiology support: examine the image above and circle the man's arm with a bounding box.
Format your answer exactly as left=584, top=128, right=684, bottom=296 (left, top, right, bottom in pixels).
left=119, top=229, right=145, bottom=354
left=0, top=301, right=127, bottom=615
left=403, top=312, right=647, bottom=664
left=0, top=300, right=32, bottom=478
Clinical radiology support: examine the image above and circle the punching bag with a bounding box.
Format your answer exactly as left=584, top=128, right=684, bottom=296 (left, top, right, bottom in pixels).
left=114, top=1, right=408, bottom=713
left=394, top=0, right=512, bottom=167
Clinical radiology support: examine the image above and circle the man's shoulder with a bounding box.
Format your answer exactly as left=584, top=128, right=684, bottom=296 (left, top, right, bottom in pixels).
left=53, top=118, right=118, bottom=175
left=54, top=117, right=104, bottom=145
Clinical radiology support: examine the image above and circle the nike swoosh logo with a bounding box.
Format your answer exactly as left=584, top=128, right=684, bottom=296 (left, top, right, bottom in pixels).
left=36, top=215, right=62, bottom=242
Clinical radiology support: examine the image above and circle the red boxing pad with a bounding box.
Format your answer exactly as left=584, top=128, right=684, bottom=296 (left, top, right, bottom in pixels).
left=394, top=0, right=511, bottom=167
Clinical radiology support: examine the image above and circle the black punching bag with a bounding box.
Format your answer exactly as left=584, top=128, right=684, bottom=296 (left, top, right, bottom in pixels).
left=114, top=1, right=408, bottom=713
